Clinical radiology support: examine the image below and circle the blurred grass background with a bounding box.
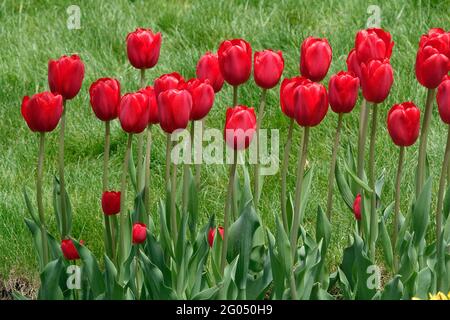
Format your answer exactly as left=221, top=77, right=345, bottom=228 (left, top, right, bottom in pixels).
left=0, top=0, right=448, bottom=282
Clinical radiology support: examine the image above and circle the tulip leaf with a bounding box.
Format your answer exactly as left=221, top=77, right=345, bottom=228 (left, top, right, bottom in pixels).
left=38, top=258, right=64, bottom=300
left=344, top=161, right=373, bottom=194
left=23, top=187, right=38, bottom=224
left=128, top=145, right=137, bottom=191
left=412, top=178, right=431, bottom=246
left=217, top=255, right=239, bottom=300
left=316, top=205, right=331, bottom=258
left=139, top=250, right=176, bottom=300
left=158, top=199, right=174, bottom=259
left=191, top=286, right=220, bottom=300
left=104, top=254, right=124, bottom=300
left=375, top=169, right=386, bottom=199
left=299, top=167, right=314, bottom=223
left=443, top=183, right=450, bottom=221
left=378, top=218, right=394, bottom=271
left=275, top=213, right=291, bottom=278
left=381, top=275, right=403, bottom=300
left=52, top=176, right=73, bottom=237
left=187, top=168, right=199, bottom=240
left=335, top=162, right=355, bottom=211
left=415, top=267, right=432, bottom=299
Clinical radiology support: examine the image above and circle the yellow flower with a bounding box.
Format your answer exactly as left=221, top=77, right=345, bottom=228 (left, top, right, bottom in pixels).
left=428, top=292, right=449, bottom=300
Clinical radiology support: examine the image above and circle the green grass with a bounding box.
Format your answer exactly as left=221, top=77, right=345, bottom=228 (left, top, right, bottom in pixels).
left=0, top=0, right=448, bottom=282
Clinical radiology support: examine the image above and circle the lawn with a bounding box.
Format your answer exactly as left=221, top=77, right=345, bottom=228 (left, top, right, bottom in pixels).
left=0, top=0, right=448, bottom=283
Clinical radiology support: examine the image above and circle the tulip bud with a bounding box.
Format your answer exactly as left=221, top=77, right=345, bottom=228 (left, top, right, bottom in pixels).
left=184, top=78, right=215, bottom=121
left=224, top=105, right=257, bottom=150
left=89, top=78, right=121, bottom=121
left=437, top=76, right=450, bottom=124
left=154, top=72, right=185, bottom=98
left=126, top=28, right=162, bottom=69
left=253, top=50, right=284, bottom=89
left=300, top=37, right=332, bottom=82
left=48, top=55, right=85, bottom=100
left=280, top=76, right=312, bottom=119
left=346, top=48, right=362, bottom=79
left=138, top=86, right=159, bottom=124
left=415, top=29, right=450, bottom=89
left=360, top=59, right=394, bottom=103
left=196, top=52, right=224, bottom=93
left=387, top=102, right=421, bottom=147
left=355, top=28, right=394, bottom=64
left=157, top=89, right=192, bottom=134
left=118, top=92, right=150, bottom=134
left=328, top=71, right=360, bottom=113
left=132, top=223, right=147, bottom=244
left=61, top=239, right=83, bottom=260
left=208, top=227, right=224, bottom=247
left=218, top=39, right=252, bottom=86
left=353, top=194, right=361, bottom=220
left=101, top=191, right=121, bottom=216
left=294, top=82, right=329, bottom=127
left=21, top=92, right=63, bottom=132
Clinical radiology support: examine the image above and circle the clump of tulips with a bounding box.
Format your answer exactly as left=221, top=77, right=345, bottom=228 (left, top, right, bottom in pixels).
left=19, top=25, right=450, bottom=300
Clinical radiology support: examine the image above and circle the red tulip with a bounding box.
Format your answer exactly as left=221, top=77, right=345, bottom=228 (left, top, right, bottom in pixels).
left=89, top=78, right=121, bottom=121
left=355, top=28, right=394, bottom=64
left=208, top=227, right=224, bottom=247
left=184, top=78, right=215, bottom=120
left=346, top=48, right=362, bottom=79
left=118, top=92, right=150, bottom=134
left=437, top=76, right=450, bottom=124
left=126, top=28, right=162, bottom=69
left=253, top=50, right=284, bottom=89
left=48, top=55, right=85, bottom=100
left=196, top=52, right=224, bottom=93
left=61, top=239, right=84, bottom=260
left=154, top=72, right=184, bottom=97
left=415, top=29, right=450, bottom=89
left=101, top=191, right=121, bottom=216
left=224, top=105, right=257, bottom=150
left=280, top=76, right=312, bottom=119
left=294, top=82, right=329, bottom=127
left=360, top=59, right=394, bottom=103
left=353, top=194, right=361, bottom=221
left=21, top=92, right=63, bottom=132
left=328, top=71, right=360, bottom=113
left=132, top=223, right=147, bottom=244
left=138, top=86, right=158, bottom=124
left=218, top=39, right=252, bottom=86
left=387, top=102, right=421, bottom=147
left=157, top=89, right=192, bottom=133
left=300, top=37, right=332, bottom=82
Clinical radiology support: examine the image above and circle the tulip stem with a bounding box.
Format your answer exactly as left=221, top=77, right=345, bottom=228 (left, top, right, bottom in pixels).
left=290, top=126, right=310, bottom=259
left=233, top=86, right=238, bottom=106
left=140, top=69, right=145, bottom=88
left=357, top=99, right=368, bottom=182
left=221, top=150, right=238, bottom=275
left=165, top=133, right=172, bottom=190
left=136, top=133, right=144, bottom=193
left=36, top=132, right=49, bottom=267
left=170, top=139, right=178, bottom=243
left=182, top=124, right=192, bottom=216
left=281, top=119, right=294, bottom=231
left=103, top=121, right=115, bottom=261
left=393, top=146, right=405, bottom=271
left=254, top=89, right=267, bottom=208
left=58, top=103, right=68, bottom=238
left=119, top=134, right=133, bottom=267
left=144, top=125, right=152, bottom=224
left=193, top=120, right=203, bottom=189
left=326, top=113, right=343, bottom=220
left=416, top=88, right=436, bottom=198
left=368, top=104, right=378, bottom=261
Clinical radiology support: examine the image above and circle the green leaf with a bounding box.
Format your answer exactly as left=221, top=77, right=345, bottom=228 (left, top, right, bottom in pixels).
left=443, top=183, right=450, bottom=221
left=381, top=275, right=403, bottom=300
left=344, top=161, right=373, bottom=194
left=187, top=169, right=199, bottom=239
left=275, top=214, right=291, bottom=278
left=217, top=256, right=239, bottom=300
left=73, top=240, right=105, bottom=298
left=412, top=178, right=432, bottom=246
left=378, top=218, right=394, bottom=271
left=335, top=162, right=355, bottom=211
left=375, top=169, right=386, bottom=199
left=104, top=254, right=124, bottom=300
left=415, top=267, right=432, bottom=299
left=316, top=205, right=331, bottom=258
left=52, top=177, right=72, bottom=237
left=299, top=167, right=314, bottom=223
left=23, top=187, right=38, bottom=224
left=38, top=258, right=64, bottom=300
left=267, top=230, right=285, bottom=299
left=128, top=145, right=137, bottom=191
left=158, top=199, right=174, bottom=259
left=191, top=286, right=220, bottom=300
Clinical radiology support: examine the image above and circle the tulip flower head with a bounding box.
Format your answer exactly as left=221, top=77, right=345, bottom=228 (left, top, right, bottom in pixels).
left=184, top=78, right=215, bottom=121
left=437, top=76, right=450, bottom=124
left=355, top=28, right=394, bottom=64
left=126, top=28, right=162, bottom=69
left=387, top=102, right=421, bottom=147
left=157, top=88, right=192, bottom=134
left=61, top=239, right=83, bottom=260
left=415, top=28, right=450, bottom=89
left=353, top=194, right=362, bottom=221
left=48, top=54, right=85, bottom=100
left=196, top=52, right=224, bottom=93
left=224, top=105, right=257, bottom=150
left=300, top=37, right=332, bottom=82
left=138, top=86, right=159, bottom=124
left=101, top=191, right=121, bottom=216
left=254, top=49, right=284, bottom=89
left=280, top=76, right=312, bottom=119
left=118, top=91, right=150, bottom=134
left=328, top=71, right=360, bottom=114
left=218, top=39, right=252, bottom=86
left=154, top=72, right=185, bottom=98
left=132, top=223, right=147, bottom=244
left=208, top=227, right=224, bottom=247
left=294, top=81, right=329, bottom=127
left=89, top=78, right=121, bottom=121
left=360, top=59, right=394, bottom=103
left=346, top=48, right=362, bottom=79
left=21, top=92, right=63, bottom=132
